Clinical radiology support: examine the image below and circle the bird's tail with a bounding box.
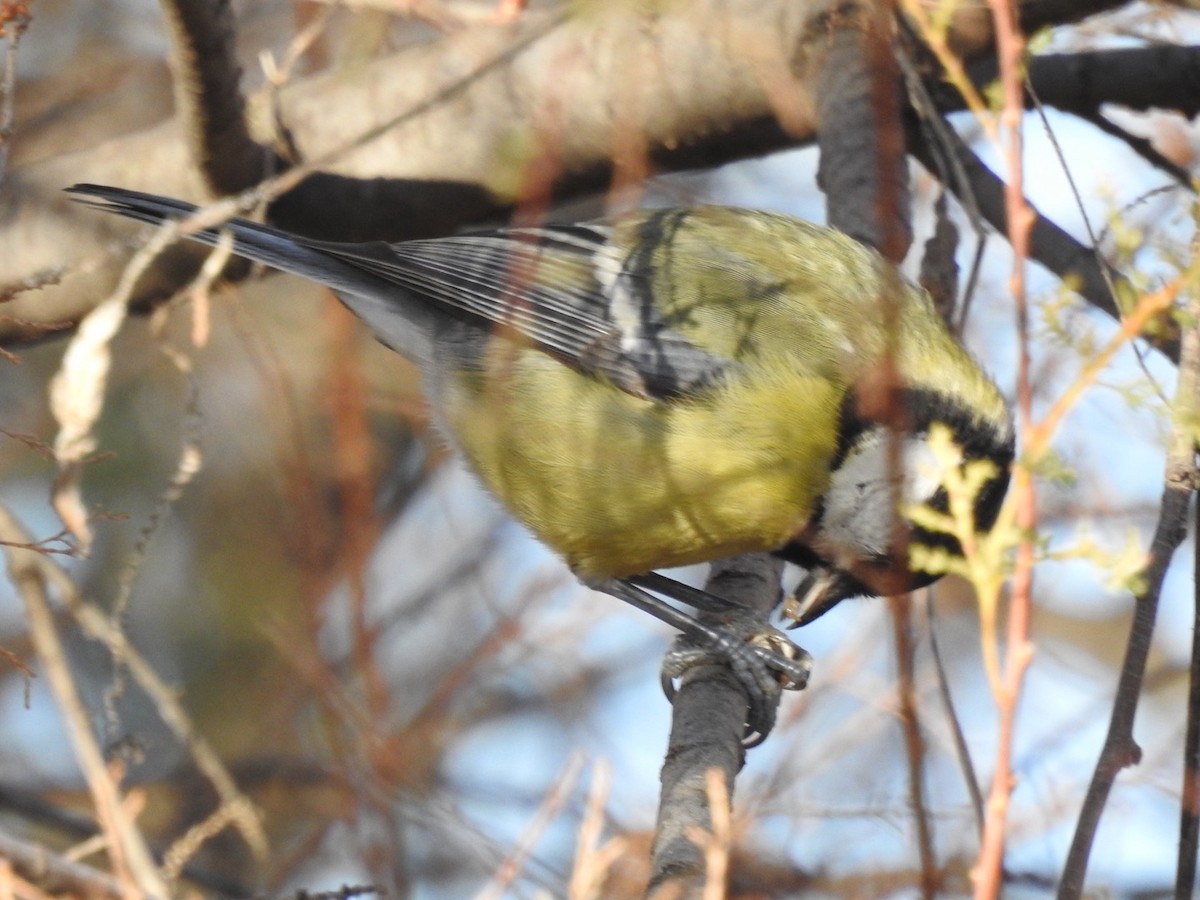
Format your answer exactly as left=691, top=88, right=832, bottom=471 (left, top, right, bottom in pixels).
left=66, top=183, right=438, bottom=363
left=67, top=184, right=391, bottom=297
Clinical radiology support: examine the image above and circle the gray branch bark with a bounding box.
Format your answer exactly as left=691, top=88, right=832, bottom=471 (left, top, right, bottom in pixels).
left=1, top=0, right=1134, bottom=344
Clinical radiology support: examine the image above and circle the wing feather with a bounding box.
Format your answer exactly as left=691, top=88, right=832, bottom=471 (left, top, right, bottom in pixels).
left=300, top=224, right=729, bottom=399
left=66, top=184, right=730, bottom=400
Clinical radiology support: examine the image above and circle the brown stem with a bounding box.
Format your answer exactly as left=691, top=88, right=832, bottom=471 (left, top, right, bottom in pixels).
left=974, top=1, right=1035, bottom=897
left=1058, top=284, right=1200, bottom=898
left=1177, top=495, right=1200, bottom=897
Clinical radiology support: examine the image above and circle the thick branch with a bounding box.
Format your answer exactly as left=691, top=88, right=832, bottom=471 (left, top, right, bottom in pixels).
left=0, top=0, right=1138, bottom=344
left=977, top=46, right=1200, bottom=120
left=972, top=46, right=1200, bottom=185
left=160, top=0, right=284, bottom=194
left=908, top=121, right=1183, bottom=362
left=815, top=1, right=912, bottom=258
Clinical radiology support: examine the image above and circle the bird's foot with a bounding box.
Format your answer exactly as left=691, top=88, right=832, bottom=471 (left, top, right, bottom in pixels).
left=589, top=575, right=811, bottom=745
left=661, top=616, right=811, bottom=746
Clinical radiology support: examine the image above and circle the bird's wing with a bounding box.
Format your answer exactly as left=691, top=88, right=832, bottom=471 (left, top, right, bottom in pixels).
left=298, top=222, right=731, bottom=400
left=67, top=184, right=731, bottom=401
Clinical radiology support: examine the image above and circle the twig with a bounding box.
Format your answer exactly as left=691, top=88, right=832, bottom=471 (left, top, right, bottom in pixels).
left=903, top=87, right=1177, bottom=362
left=58, top=565, right=269, bottom=863
left=1179, top=495, right=1200, bottom=897
left=0, top=825, right=123, bottom=898
left=1024, top=82, right=1124, bottom=315
left=47, top=218, right=185, bottom=552
left=473, top=751, right=585, bottom=899
left=926, top=592, right=985, bottom=835
left=974, top=2, right=1035, bottom=897
left=888, top=594, right=937, bottom=897
left=0, top=2, right=30, bottom=186
left=0, top=504, right=269, bottom=864
left=0, top=505, right=170, bottom=896
left=897, top=0, right=992, bottom=135
left=1057, top=266, right=1200, bottom=898
left=568, top=760, right=625, bottom=900
left=102, top=339, right=204, bottom=760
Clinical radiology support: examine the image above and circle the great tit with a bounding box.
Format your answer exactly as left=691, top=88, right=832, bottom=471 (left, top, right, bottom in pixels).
left=67, top=185, right=1014, bottom=716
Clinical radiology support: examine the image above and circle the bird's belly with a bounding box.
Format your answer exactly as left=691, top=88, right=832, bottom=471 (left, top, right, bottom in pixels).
left=432, top=349, right=840, bottom=578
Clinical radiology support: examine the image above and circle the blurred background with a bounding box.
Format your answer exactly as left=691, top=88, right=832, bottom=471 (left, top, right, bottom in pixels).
left=1, top=1, right=1199, bottom=896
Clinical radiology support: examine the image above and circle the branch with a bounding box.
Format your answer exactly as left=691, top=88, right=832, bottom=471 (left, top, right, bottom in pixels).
left=0, top=504, right=170, bottom=895
left=1180, top=495, right=1200, bottom=897
left=0, top=0, right=1141, bottom=344
left=888, top=594, right=937, bottom=896
left=984, top=46, right=1200, bottom=120
left=648, top=553, right=784, bottom=897
left=908, top=117, right=1182, bottom=362
left=972, top=46, right=1200, bottom=185
left=1057, top=283, right=1200, bottom=898
left=0, top=826, right=124, bottom=898
left=814, top=1, right=911, bottom=258
left=160, top=0, right=284, bottom=195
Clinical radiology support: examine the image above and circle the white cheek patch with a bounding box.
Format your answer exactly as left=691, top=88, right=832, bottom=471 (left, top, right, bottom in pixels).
left=901, top=437, right=961, bottom=507
left=821, top=429, right=959, bottom=561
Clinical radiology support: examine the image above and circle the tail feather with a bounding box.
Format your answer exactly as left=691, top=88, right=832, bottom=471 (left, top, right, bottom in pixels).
left=67, top=184, right=437, bottom=364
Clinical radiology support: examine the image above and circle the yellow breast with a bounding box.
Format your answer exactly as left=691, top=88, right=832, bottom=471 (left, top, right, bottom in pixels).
left=434, top=345, right=844, bottom=578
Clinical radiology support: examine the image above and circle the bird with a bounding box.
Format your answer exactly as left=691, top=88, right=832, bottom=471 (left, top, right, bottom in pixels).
left=68, top=183, right=1015, bottom=738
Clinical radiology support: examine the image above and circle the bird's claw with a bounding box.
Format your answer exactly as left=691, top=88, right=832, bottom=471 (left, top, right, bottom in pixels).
left=661, top=622, right=812, bottom=747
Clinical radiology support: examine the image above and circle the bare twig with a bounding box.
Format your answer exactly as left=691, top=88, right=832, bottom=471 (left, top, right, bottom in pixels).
left=0, top=505, right=170, bottom=896
left=47, top=219, right=186, bottom=551
left=925, top=592, right=985, bottom=834
left=974, top=2, right=1035, bottom=897
left=102, top=337, right=204, bottom=759
left=0, top=502, right=269, bottom=865
left=0, top=826, right=123, bottom=898
left=60, top=571, right=269, bottom=864
left=474, top=751, right=585, bottom=900
left=888, top=594, right=937, bottom=898
left=568, top=760, right=625, bottom=900
left=1057, top=274, right=1200, bottom=898
left=1180, top=494, right=1200, bottom=897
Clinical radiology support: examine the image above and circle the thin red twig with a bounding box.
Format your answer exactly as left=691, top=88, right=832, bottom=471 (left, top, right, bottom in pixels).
left=974, top=2, right=1036, bottom=897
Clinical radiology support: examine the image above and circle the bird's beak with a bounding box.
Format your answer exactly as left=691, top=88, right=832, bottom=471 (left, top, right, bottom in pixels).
left=783, top=569, right=841, bottom=629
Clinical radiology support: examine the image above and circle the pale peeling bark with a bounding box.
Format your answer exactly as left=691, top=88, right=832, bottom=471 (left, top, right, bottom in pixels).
left=0, top=0, right=1129, bottom=344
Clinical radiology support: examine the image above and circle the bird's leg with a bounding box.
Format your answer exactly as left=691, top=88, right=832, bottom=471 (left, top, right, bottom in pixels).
left=628, top=571, right=755, bottom=614
left=590, top=575, right=812, bottom=743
